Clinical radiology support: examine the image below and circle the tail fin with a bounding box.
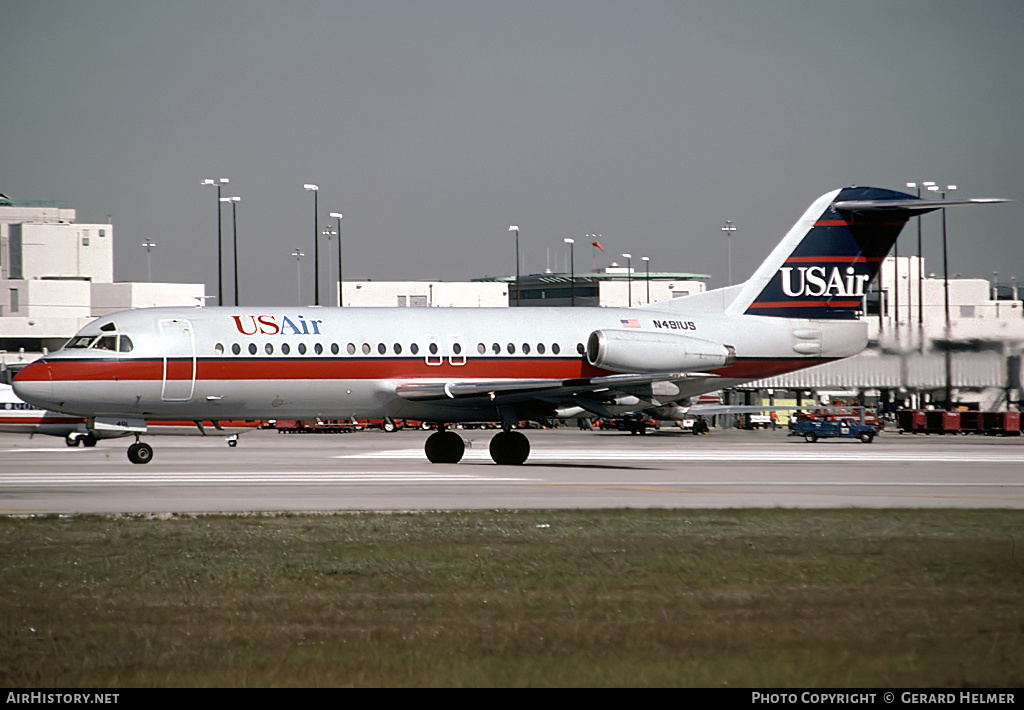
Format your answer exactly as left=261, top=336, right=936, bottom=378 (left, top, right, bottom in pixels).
left=729, top=186, right=1005, bottom=319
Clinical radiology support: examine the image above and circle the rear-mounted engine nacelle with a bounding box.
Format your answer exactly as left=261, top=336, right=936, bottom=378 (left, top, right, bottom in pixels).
left=586, top=329, right=736, bottom=373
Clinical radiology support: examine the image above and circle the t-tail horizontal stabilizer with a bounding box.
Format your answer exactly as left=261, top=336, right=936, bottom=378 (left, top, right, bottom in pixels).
left=732, top=186, right=1010, bottom=320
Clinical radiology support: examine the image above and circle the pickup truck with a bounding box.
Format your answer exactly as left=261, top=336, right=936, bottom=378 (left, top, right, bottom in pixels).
left=791, top=418, right=878, bottom=443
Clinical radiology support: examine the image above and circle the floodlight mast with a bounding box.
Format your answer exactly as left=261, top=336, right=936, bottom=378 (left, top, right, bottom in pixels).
left=304, top=184, right=319, bottom=305
left=329, top=212, right=343, bottom=306
left=202, top=177, right=230, bottom=305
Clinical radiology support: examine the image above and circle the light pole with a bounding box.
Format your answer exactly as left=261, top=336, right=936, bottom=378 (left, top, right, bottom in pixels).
left=141, top=239, right=156, bottom=282
left=304, top=184, right=319, bottom=305
left=202, top=177, right=229, bottom=304
left=928, top=183, right=957, bottom=408
left=642, top=256, right=650, bottom=304
left=509, top=226, right=520, bottom=306
left=563, top=238, right=575, bottom=306
left=322, top=224, right=336, bottom=304
left=622, top=253, right=632, bottom=306
left=329, top=212, right=343, bottom=306
left=721, top=221, right=736, bottom=285
left=994, top=271, right=1000, bottom=317
left=907, top=182, right=927, bottom=350
left=220, top=196, right=240, bottom=306
left=292, top=248, right=305, bottom=306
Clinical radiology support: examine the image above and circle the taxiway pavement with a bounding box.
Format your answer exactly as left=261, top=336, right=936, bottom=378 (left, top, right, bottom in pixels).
left=2, top=427, right=1023, bottom=514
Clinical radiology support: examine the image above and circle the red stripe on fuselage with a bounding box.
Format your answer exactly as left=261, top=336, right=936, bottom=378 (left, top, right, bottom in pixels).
left=28, top=357, right=609, bottom=382
left=0, top=415, right=83, bottom=425
left=712, top=358, right=832, bottom=379
left=27, top=355, right=831, bottom=385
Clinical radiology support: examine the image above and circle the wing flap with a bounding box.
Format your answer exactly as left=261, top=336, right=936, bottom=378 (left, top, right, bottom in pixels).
left=394, top=372, right=716, bottom=402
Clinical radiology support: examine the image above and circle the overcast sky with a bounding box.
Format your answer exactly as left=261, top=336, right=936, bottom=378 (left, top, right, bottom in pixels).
left=3, top=0, right=1022, bottom=306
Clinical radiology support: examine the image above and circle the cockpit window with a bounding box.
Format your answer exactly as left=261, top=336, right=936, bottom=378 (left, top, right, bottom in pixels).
left=94, top=335, right=118, bottom=351
left=66, top=335, right=98, bottom=349
left=64, top=332, right=133, bottom=352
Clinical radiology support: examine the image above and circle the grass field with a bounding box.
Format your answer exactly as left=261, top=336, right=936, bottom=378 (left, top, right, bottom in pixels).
left=1, top=509, right=1022, bottom=687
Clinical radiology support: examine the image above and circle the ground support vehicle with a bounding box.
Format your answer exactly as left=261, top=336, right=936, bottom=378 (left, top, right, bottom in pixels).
left=792, top=418, right=878, bottom=443
left=896, top=410, right=1021, bottom=436
left=594, top=414, right=661, bottom=435
left=273, top=419, right=363, bottom=434
left=793, top=407, right=883, bottom=429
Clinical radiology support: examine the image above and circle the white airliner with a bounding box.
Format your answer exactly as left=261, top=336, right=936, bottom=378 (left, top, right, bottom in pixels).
left=12, top=186, right=1007, bottom=465
left=0, top=383, right=259, bottom=447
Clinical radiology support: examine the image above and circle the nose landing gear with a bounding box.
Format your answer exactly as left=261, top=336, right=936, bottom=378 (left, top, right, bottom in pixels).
left=127, top=437, right=154, bottom=464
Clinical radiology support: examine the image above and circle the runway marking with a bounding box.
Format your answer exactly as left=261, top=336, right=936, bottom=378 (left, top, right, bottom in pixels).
left=0, top=472, right=532, bottom=486
left=0, top=448, right=83, bottom=454
left=341, top=447, right=1024, bottom=464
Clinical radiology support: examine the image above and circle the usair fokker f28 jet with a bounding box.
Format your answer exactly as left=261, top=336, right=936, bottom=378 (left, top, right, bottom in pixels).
left=13, top=186, right=1007, bottom=465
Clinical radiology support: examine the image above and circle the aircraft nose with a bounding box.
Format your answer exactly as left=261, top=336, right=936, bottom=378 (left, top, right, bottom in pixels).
left=13, top=361, right=55, bottom=407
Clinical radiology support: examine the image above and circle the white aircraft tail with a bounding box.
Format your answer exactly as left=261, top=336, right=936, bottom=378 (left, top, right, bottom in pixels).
left=648, top=186, right=1007, bottom=318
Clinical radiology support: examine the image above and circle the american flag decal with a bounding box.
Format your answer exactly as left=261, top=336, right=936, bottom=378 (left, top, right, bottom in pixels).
left=620, top=318, right=640, bottom=328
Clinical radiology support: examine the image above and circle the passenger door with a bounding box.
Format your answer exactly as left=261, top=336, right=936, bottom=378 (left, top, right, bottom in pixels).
left=159, top=318, right=196, bottom=401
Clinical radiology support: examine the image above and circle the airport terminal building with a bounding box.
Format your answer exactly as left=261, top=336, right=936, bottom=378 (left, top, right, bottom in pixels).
left=0, top=195, right=203, bottom=379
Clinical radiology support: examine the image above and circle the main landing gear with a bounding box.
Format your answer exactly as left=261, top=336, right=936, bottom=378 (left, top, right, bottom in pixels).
left=423, top=424, right=531, bottom=465
left=489, top=430, right=530, bottom=465
left=65, top=433, right=97, bottom=448
left=424, top=426, right=465, bottom=464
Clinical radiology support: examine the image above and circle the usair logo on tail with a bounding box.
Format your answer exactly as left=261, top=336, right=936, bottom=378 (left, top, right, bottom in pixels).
left=779, top=265, right=871, bottom=299
left=749, top=258, right=875, bottom=319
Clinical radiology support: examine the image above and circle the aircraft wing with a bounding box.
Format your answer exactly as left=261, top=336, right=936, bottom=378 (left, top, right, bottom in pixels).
left=685, top=404, right=833, bottom=415
left=394, top=372, right=717, bottom=404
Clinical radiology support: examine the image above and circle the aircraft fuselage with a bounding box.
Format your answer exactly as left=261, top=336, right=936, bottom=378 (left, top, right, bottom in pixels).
left=13, top=305, right=866, bottom=422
